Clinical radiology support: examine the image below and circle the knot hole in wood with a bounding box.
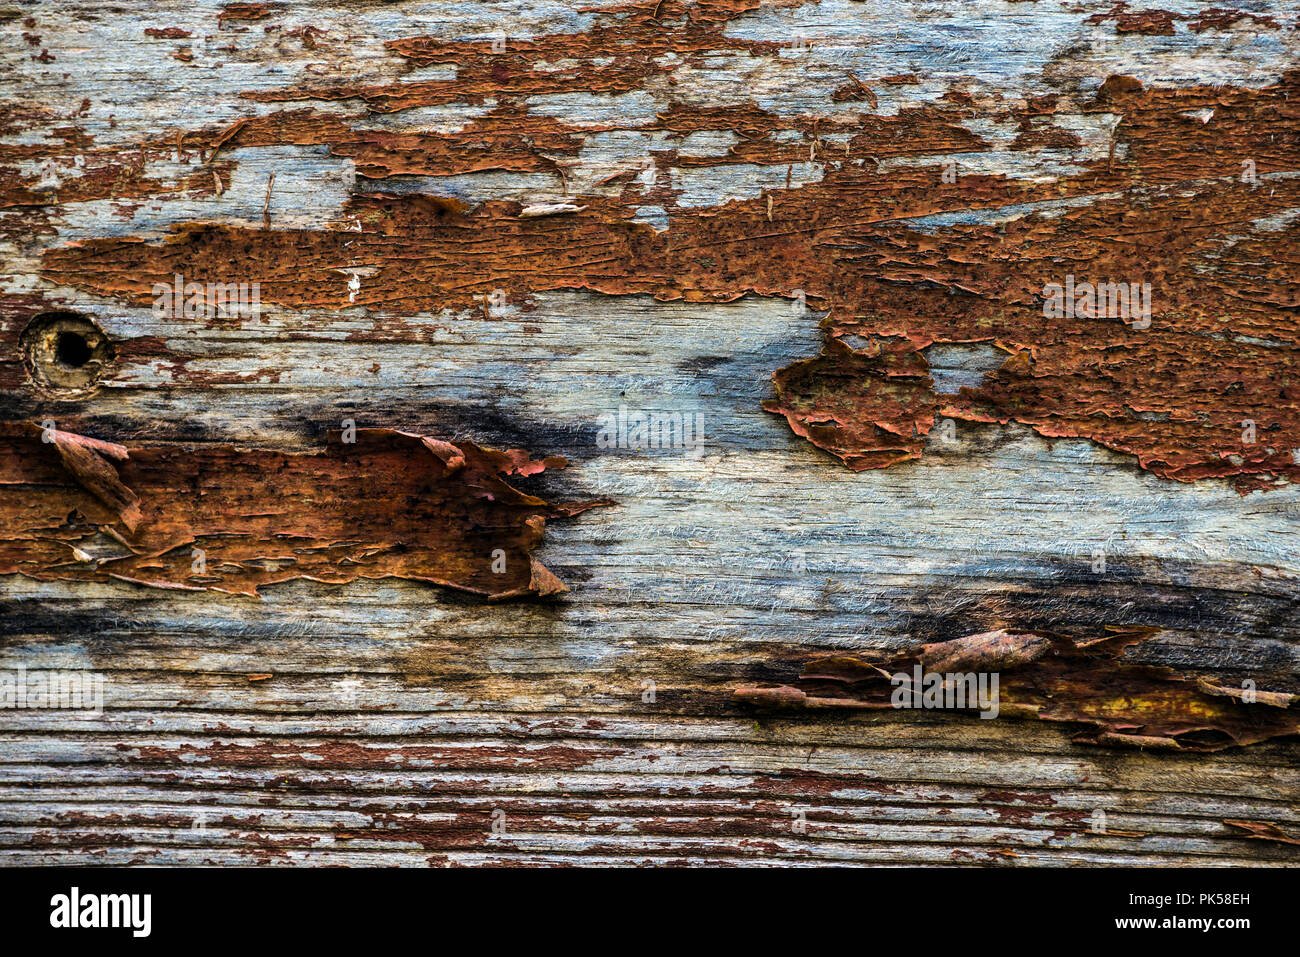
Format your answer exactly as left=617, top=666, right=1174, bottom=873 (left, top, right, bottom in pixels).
left=20, top=311, right=115, bottom=397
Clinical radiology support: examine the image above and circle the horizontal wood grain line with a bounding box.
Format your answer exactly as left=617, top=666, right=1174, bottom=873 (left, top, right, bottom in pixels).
left=4, top=768, right=1295, bottom=809
left=3, top=829, right=1289, bottom=861
left=0, top=845, right=1290, bottom=867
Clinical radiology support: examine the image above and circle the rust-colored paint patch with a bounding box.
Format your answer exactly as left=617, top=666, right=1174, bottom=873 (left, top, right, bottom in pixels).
left=247, top=2, right=790, bottom=114
left=1223, top=819, right=1300, bottom=845
left=17, top=4, right=1294, bottom=495
left=119, top=739, right=626, bottom=772
left=1086, top=2, right=1283, bottom=35
left=734, top=629, right=1300, bottom=751
left=1085, top=3, right=1180, bottom=35
left=218, top=3, right=275, bottom=27
left=37, top=68, right=1300, bottom=491
left=0, top=422, right=605, bottom=597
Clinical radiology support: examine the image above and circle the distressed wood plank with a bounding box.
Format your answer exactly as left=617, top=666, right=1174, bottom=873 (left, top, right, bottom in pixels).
left=0, top=0, right=1297, bottom=866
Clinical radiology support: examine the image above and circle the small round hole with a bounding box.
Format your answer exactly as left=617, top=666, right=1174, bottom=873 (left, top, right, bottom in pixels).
left=55, top=331, right=92, bottom=369
left=19, top=311, right=115, bottom=397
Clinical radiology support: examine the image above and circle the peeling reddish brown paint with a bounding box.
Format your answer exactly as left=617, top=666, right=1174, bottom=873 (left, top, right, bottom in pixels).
left=1186, top=8, right=1283, bottom=32
left=34, top=63, right=1300, bottom=490
left=118, top=739, right=626, bottom=771
left=1085, top=3, right=1180, bottom=35
left=0, top=422, right=606, bottom=597
left=734, top=629, right=1300, bottom=751
left=1086, top=2, right=1283, bottom=35
left=1223, top=819, right=1300, bottom=845
left=159, top=98, right=986, bottom=182
left=0, top=154, right=224, bottom=209
left=244, top=2, right=791, bottom=115
left=217, top=3, right=275, bottom=27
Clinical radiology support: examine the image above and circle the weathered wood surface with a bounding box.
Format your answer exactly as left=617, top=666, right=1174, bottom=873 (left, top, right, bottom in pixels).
left=1, top=0, right=1298, bottom=865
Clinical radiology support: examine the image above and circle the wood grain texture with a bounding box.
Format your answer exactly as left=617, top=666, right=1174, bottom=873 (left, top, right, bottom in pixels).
left=0, top=0, right=1297, bottom=866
